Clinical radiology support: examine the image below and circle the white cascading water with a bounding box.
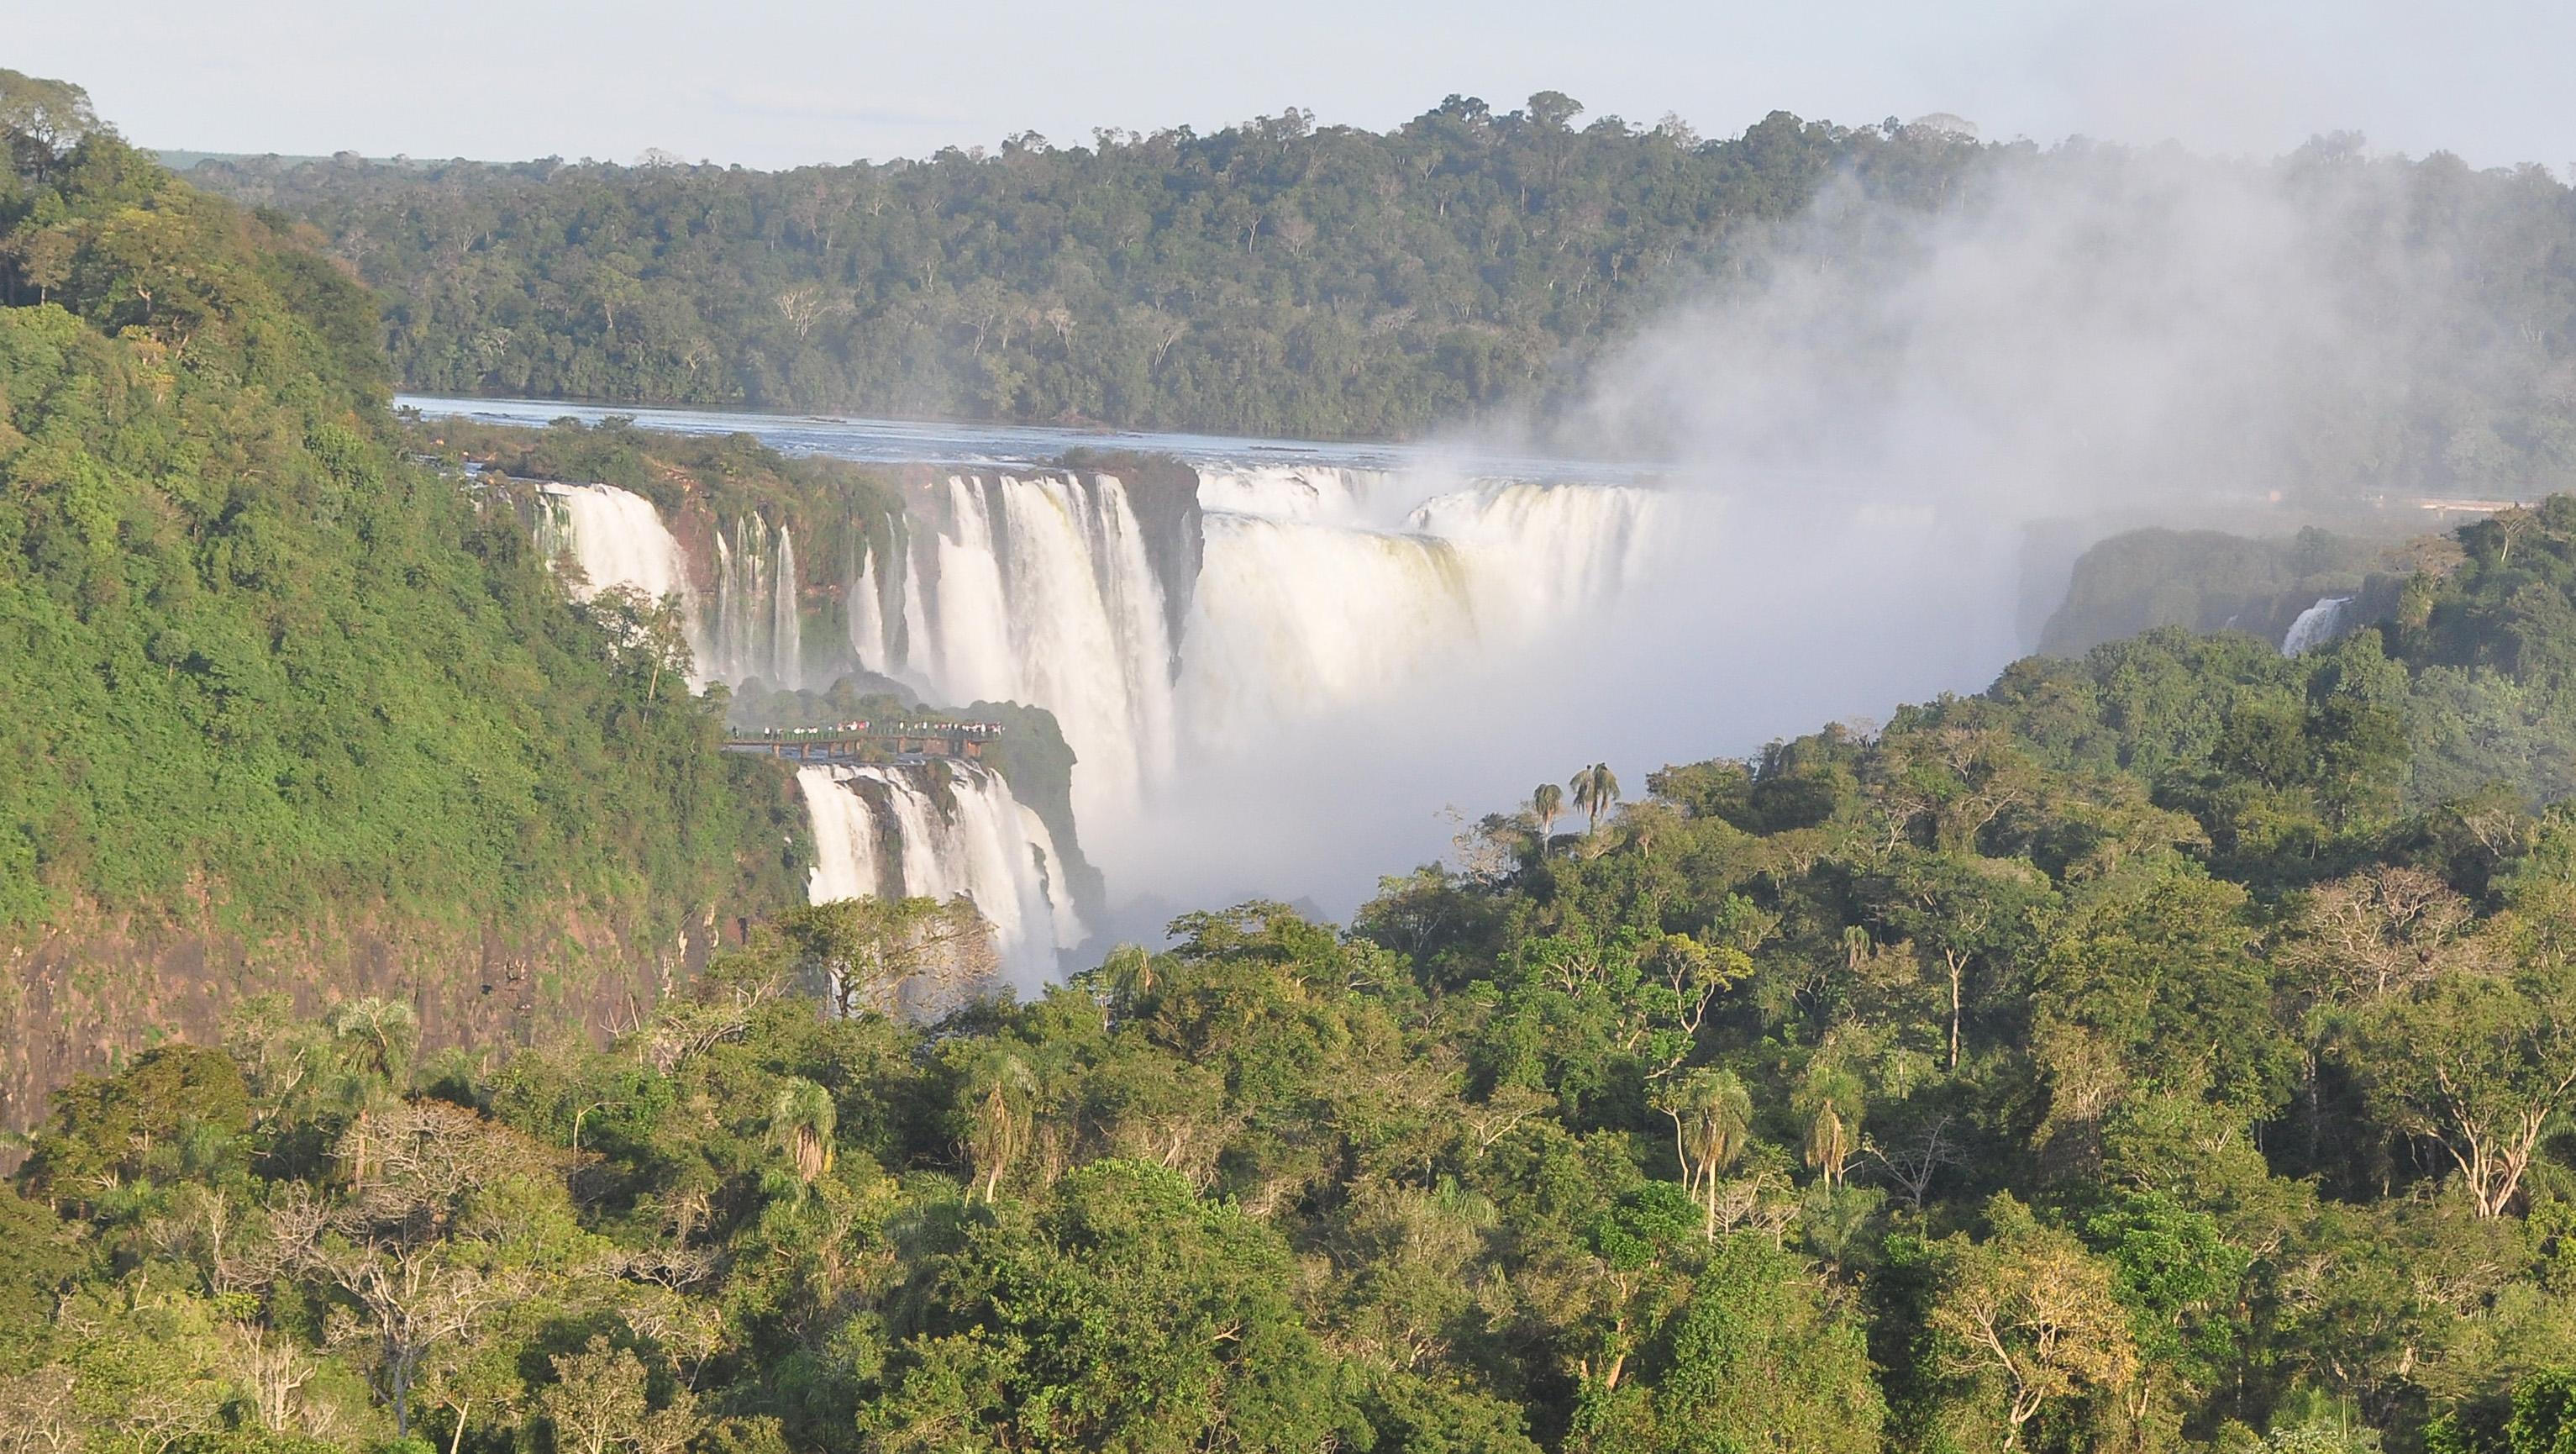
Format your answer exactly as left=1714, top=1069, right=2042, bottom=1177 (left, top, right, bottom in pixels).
left=2282, top=594, right=2354, bottom=655
left=849, top=537, right=890, bottom=674
left=539, top=483, right=693, bottom=606
left=1406, top=481, right=1659, bottom=630
left=886, top=473, right=1178, bottom=826
left=1194, top=463, right=1390, bottom=523
left=1177, top=515, right=1480, bottom=750
left=534, top=482, right=806, bottom=689
left=1176, top=477, right=1657, bottom=751
left=709, top=515, right=805, bottom=688
left=796, top=761, right=1086, bottom=993
left=849, top=462, right=1659, bottom=819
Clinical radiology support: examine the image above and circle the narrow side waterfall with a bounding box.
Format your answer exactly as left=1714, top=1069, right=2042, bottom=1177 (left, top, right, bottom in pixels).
left=531, top=482, right=810, bottom=689
left=795, top=761, right=1086, bottom=994
left=2282, top=595, right=2355, bottom=655
left=709, top=515, right=806, bottom=688
left=849, top=538, right=890, bottom=673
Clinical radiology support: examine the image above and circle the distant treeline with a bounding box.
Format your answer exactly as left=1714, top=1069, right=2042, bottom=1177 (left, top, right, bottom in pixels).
left=187, top=99, right=1978, bottom=438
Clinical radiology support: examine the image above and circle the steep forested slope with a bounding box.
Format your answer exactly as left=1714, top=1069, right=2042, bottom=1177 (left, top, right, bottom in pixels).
left=0, top=79, right=802, bottom=1122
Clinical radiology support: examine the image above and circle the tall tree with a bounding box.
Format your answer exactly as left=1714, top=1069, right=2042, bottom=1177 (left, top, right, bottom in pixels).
left=1570, top=763, right=1622, bottom=836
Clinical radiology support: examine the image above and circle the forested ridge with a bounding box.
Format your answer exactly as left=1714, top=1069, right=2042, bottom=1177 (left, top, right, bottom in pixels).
left=19, top=495, right=2576, bottom=1452
left=0, top=75, right=805, bottom=1119
left=184, top=95, right=1919, bottom=439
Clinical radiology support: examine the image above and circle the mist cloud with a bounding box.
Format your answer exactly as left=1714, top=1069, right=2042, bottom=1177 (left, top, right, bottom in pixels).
left=1108, top=140, right=2551, bottom=924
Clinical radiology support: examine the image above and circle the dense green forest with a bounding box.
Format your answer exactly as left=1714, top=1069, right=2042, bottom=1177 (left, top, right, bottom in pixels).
left=0, top=75, right=810, bottom=1115
left=18, top=490, right=2576, bottom=1451
left=184, top=97, right=1933, bottom=439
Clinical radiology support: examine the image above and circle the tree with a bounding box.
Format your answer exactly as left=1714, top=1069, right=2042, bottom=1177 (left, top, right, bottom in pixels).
left=1796, top=1067, right=1865, bottom=1189
left=1615, top=1235, right=1887, bottom=1453
left=2350, top=958, right=2576, bottom=1217
left=781, top=894, right=999, bottom=1020
left=540, top=1335, right=698, bottom=1454
left=5, top=224, right=73, bottom=305
left=1532, top=782, right=1564, bottom=845
left=1649, top=1067, right=1753, bottom=1238
left=285, top=1101, right=561, bottom=1436
left=1931, top=1197, right=2140, bottom=1450
left=0, top=68, right=104, bottom=176
left=1570, top=763, right=1622, bottom=836
left=959, top=1045, right=1038, bottom=1200
left=584, top=586, right=697, bottom=705
left=766, top=1077, right=837, bottom=1187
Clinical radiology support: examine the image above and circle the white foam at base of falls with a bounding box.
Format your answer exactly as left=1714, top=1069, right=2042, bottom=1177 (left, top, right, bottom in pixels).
left=2282, top=595, right=2355, bottom=655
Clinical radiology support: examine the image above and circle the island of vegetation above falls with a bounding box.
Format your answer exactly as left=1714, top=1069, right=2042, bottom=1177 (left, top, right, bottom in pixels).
left=18, top=66, right=2576, bottom=1454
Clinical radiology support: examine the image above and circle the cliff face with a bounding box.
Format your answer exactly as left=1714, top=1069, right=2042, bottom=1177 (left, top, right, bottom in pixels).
left=0, top=901, right=727, bottom=1149
left=2038, top=526, right=2423, bottom=657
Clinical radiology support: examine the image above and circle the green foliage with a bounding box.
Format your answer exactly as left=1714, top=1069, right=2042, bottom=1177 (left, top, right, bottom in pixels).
left=0, top=112, right=790, bottom=942
left=187, top=102, right=1979, bottom=439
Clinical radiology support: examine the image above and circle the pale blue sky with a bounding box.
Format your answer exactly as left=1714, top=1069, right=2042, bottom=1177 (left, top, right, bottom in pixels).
left=28, top=0, right=2576, bottom=170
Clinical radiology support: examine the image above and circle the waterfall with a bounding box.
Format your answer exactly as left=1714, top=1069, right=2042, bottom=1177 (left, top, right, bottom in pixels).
left=539, top=483, right=692, bottom=606
left=800, top=763, right=882, bottom=903
left=534, top=482, right=817, bottom=692
left=880, top=473, right=1178, bottom=826
left=2282, top=595, right=2354, bottom=655
left=1174, top=480, right=1657, bottom=750
left=774, top=526, right=802, bottom=686
left=795, top=760, right=1086, bottom=994
left=849, top=466, right=1662, bottom=819
left=1407, top=481, right=1659, bottom=630
left=1178, top=514, right=1480, bottom=749
left=707, top=514, right=804, bottom=688
left=849, top=538, right=890, bottom=672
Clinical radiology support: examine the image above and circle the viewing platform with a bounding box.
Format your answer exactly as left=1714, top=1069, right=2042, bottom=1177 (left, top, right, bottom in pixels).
left=724, top=719, right=1001, bottom=764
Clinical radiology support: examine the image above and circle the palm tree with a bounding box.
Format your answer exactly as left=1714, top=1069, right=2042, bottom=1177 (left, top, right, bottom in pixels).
left=963, top=1047, right=1037, bottom=1201
left=1569, top=763, right=1622, bottom=836
left=1651, top=1067, right=1754, bottom=1238
left=767, top=1077, right=838, bottom=1187
left=1798, top=1068, right=1866, bottom=1189
left=1097, top=943, right=1157, bottom=1019
left=1531, top=782, right=1564, bottom=846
